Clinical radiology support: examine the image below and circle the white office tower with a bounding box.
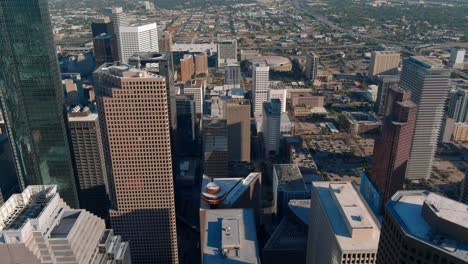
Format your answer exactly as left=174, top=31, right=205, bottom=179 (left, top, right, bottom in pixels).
left=306, top=182, right=380, bottom=264
left=111, top=7, right=129, bottom=63
left=402, top=57, right=451, bottom=180
left=119, top=23, right=159, bottom=63
left=263, top=99, right=281, bottom=157
left=268, top=83, right=287, bottom=112
left=305, top=51, right=319, bottom=82
left=0, top=185, right=131, bottom=264
left=253, top=65, right=270, bottom=114
left=217, top=40, right=237, bottom=68
left=449, top=48, right=466, bottom=69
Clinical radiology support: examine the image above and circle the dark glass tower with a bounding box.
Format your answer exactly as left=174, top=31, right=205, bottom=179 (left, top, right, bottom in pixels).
left=0, top=0, right=79, bottom=207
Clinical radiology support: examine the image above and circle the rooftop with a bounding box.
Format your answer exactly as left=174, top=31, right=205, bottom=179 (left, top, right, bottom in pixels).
left=388, top=191, right=468, bottom=261
left=201, top=209, right=260, bottom=264
left=409, top=56, right=445, bottom=69
left=50, top=210, right=81, bottom=239
left=95, top=63, right=163, bottom=79
left=313, top=182, right=380, bottom=251
left=344, top=112, right=381, bottom=123
left=274, top=164, right=307, bottom=193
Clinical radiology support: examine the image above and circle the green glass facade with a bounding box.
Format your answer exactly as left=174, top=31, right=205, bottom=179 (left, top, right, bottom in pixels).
left=0, top=0, right=78, bottom=207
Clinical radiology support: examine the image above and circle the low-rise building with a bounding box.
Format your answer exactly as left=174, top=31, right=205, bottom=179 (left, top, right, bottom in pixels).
left=340, top=111, right=382, bottom=135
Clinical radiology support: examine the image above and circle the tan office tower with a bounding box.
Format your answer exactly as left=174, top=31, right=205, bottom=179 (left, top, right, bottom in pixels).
left=225, top=99, right=251, bottom=161
left=158, top=30, right=173, bottom=53
left=368, top=51, right=400, bottom=76
left=195, top=53, right=209, bottom=75
left=94, top=63, right=178, bottom=264
left=180, top=54, right=195, bottom=82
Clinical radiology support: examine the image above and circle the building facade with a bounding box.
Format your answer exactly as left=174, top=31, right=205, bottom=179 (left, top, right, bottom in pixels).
left=180, top=54, right=195, bottom=82
left=305, top=51, right=319, bottom=82
left=449, top=48, right=466, bottom=69
left=94, top=64, right=178, bottom=263
left=368, top=51, right=400, bottom=76
left=369, top=87, right=417, bottom=213
left=203, top=118, right=229, bottom=178
left=224, top=64, right=242, bottom=89
left=175, top=95, right=197, bottom=156
left=68, top=109, right=109, bottom=220
left=225, top=99, right=251, bottom=162
left=377, top=191, right=468, bottom=264
left=0, top=185, right=131, bottom=264
left=253, top=65, right=270, bottom=114
left=194, top=53, right=209, bottom=76
left=447, top=88, right=468, bottom=123
left=263, top=99, right=282, bottom=156
left=0, top=0, right=79, bottom=207
left=268, top=87, right=287, bottom=113
left=402, top=56, right=451, bottom=180
left=119, top=23, right=159, bottom=63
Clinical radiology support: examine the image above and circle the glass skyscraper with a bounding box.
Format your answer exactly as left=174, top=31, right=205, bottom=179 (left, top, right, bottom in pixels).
left=0, top=0, right=79, bottom=207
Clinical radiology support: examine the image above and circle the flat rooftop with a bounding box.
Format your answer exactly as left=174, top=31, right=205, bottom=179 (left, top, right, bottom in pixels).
left=201, top=209, right=260, bottom=264
left=344, top=112, right=380, bottom=123
left=388, top=191, right=468, bottom=261
left=313, top=182, right=380, bottom=251
left=50, top=210, right=81, bottom=239
left=409, top=56, right=445, bottom=69
left=95, top=63, right=163, bottom=79
left=274, top=164, right=307, bottom=193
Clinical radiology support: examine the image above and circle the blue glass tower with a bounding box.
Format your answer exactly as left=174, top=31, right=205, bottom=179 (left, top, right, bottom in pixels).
left=0, top=0, right=79, bottom=206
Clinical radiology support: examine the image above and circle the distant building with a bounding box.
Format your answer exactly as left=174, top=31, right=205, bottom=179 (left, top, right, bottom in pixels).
left=0, top=185, right=131, bottom=264
left=224, top=64, right=242, bottom=89
left=272, top=164, right=310, bottom=220
left=307, top=182, right=380, bottom=264
left=290, top=92, right=324, bottom=108
left=452, top=122, right=468, bottom=142
left=253, top=65, right=270, bottom=114
left=180, top=54, right=195, bottom=82
left=268, top=84, right=287, bottom=112
left=368, top=51, right=400, bottom=76
left=200, top=173, right=262, bottom=214
left=225, top=99, right=251, bottom=162
left=199, top=209, right=260, bottom=264
left=240, top=49, right=260, bottom=61
left=248, top=56, right=292, bottom=72
left=305, top=51, right=319, bottom=82
left=62, top=73, right=87, bottom=106
left=449, top=48, right=466, bottom=69
left=203, top=119, right=229, bottom=178
left=374, top=74, right=400, bottom=115
left=340, top=112, right=382, bottom=135
left=447, top=87, right=468, bottom=123
left=377, top=191, right=468, bottom=264
left=263, top=200, right=310, bottom=264
left=402, top=56, right=451, bottom=180
left=195, top=52, right=209, bottom=75
left=94, top=33, right=116, bottom=67
left=461, top=171, right=468, bottom=205
left=217, top=39, right=238, bottom=67
left=175, top=95, right=197, bottom=155
left=368, top=87, right=417, bottom=214
left=184, top=78, right=205, bottom=115
left=263, top=99, right=282, bottom=156
left=158, top=30, right=173, bottom=53
left=91, top=17, right=113, bottom=37
left=110, top=7, right=129, bottom=63
left=68, top=108, right=109, bottom=221
left=119, top=23, right=159, bottom=63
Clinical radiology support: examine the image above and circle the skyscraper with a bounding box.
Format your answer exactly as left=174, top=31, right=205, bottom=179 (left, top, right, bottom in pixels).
left=447, top=87, right=468, bottom=123
left=68, top=107, right=109, bottom=220
left=194, top=52, right=209, bottom=76
left=368, top=51, right=400, bottom=77
left=175, top=95, right=197, bottom=156
left=94, top=64, right=178, bottom=263
left=91, top=17, right=113, bottom=37
left=402, top=56, right=451, bottom=180
left=110, top=7, right=128, bottom=63
left=94, top=33, right=116, bottom=67
left=180, top=54, right=195, bottom=82
left=374, top=74, right=400, bottom=115
left=377, top=191, right=468, bottom=264
left=158, top=30, right=173, bottom=53
left=263, top=99, right=281, bottom=156
left=224, top=64, right=242, bottom=89
left=217, top=39, right=238, bottom=67
left=225, top=99, right=251, bottom=162
left=368, top=87, right=417, bottom=213
left=307, top=182, right=380, bottom=264
left=0, top=185, right=131, bottom=264
left=184, top=78, right=205, bottom=115
left=203, top=118, right=229, bottom=178
left=448, top=48, right=466, bottom=69
left=253, top=65, right=270, bottom=114
left=305, top=51, right=319, bottom=82
left=119, top=23, right=159, bottom=63
left=0, top=0, right=79, bottom=207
